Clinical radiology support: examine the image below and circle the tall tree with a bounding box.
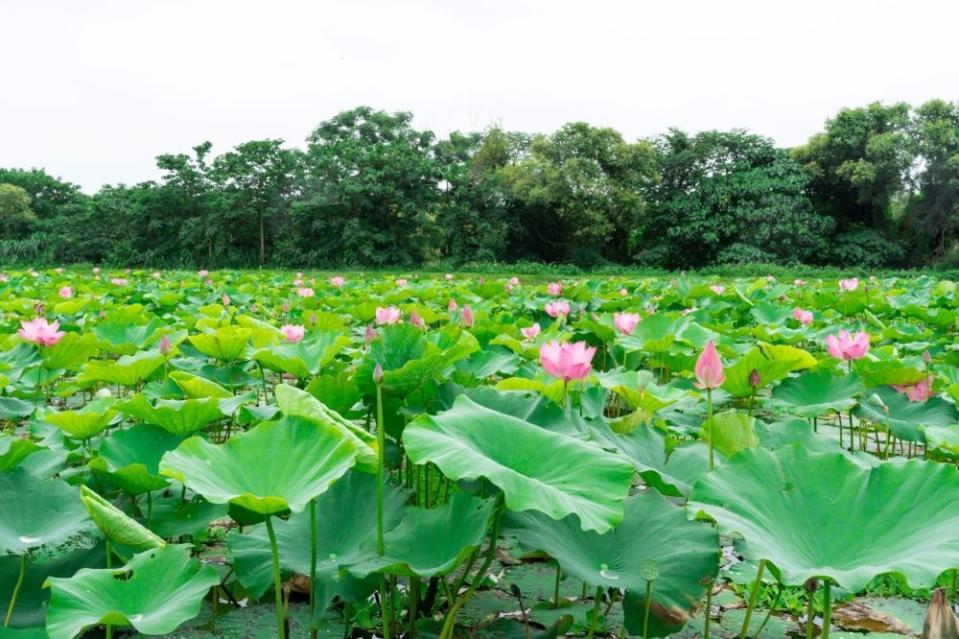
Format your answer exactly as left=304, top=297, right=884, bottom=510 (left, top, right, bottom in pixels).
left=0, top=184, right=36, bottom=238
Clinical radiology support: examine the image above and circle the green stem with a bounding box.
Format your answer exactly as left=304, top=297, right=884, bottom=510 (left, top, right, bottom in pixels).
left=642, top=580, right=654, bottom=639
left=753, top=584, right=783, bottom=638
left=738, top=559, right=765, bottom=639
left=375, top=382, right=392, bottom=639
left=309, top=498, right=318, bottom=639
left=822, top=581, right=832, bottom=639
left=707, top=388, right=714, bottom=470
left=805, top=588, right=815, bottom=639
left=265, top=516, right=286, bottom=639
left=703, top=580, right=713, bottom=639
left=586, top=586, right=604, bottom=639
left=3, top=554, right=25, bottom=627
left=553, top=563, right=562, bottom=608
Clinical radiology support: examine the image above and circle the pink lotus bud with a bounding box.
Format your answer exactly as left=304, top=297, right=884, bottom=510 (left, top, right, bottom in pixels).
left=365, top=325, right=377, bottom=343
left=521, top=323, right=541, bottom=341
left=373, top=363, right=384, bottom=385
left=159, top=335, right=172, bottom=355
left=694, top=341, right=725, bottom=390
left=461, top=305, right=474, bottom=328
left=448, top=299, right=458, bottom=312
left=58, top=286, right=73, bottom=299
left=613, top=312, right=640, bottom=335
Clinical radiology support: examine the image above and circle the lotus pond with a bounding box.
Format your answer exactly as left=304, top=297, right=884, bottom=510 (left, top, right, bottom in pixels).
left=3, top=269, right=959, bottom=639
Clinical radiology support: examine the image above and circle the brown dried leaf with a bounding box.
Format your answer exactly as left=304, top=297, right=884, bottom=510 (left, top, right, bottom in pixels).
left=924, top=588, right=959, bottom=639
left=833, top=600, right=914, bottom=635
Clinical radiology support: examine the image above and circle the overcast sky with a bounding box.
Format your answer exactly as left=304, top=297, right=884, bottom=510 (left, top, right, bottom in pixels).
left=2, top=0, right=956, bottom=192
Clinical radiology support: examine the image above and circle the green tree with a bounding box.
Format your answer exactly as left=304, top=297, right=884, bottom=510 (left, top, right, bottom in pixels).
left=0, top=183, right=37, bottom=237
left=635, top=129, right=832, bottom=268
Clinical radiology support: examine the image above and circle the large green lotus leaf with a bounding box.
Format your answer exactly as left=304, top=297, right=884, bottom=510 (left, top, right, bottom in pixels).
left=855, top=386, right=959, bottom=443
left=505, top=491, right=718, bottom=638
left=89, top=424, right=180, bottom=494
left=42, top=398, right=119, bottom=440
left=0, top=435, right=43, bottom=472
left=41, top=333, right=99, bottom=371
left=349, top=493, right=495, bottom=578
left=855, top=360, right=928, bottom=387
left=187, top=325, right=252, bottom=361
left=0, top=344, right=42, bottom=381
left=149, top=497, right=228, bottom=540
left=403, top=394, right=635, bottom=533
left=770, top=370, right=863, bottom=418
left=118, top=393, right=224, bottom=437
left=689, top=444, right=959, bottom=591
left=305, top=372, right=362, bottom=416
left=618, top=315, right=689, bottom=354
left=160, top=416, right=358, bottom=518
left=44, top=545, right=219, bottom=639
left=701, top=410, right=759, bottom=458
left=79, top=350, right=166, bottom=387
left=722, top=345, right=814, bottom=397
left=0, top=469, right=92, bottom=555
left=274, top=384, right=377, bottom=473
left=79, top=486, right=165, bottom=552
left=90, top=320, right=167, bottom=356
left=168, top=371, right=232, bottom=399
left=0, top=396, right=35, bottom=420
left=356, top=323, right=479, bottom=397
left=229, top=472, right=406, bottom=604
left=251, top=332, right=351, bottom=379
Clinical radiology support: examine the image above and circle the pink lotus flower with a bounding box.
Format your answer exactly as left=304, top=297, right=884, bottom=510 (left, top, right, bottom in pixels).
left=151, top=271, right=161, bottom=278
left=448, top=299, right=458, bottom=312
left=825, top=331, right=870, bottom=361
left=504, top=284, right=513, bottom=293
left=365, top=325, right=377, bottom=343
left=329, top=276, right=345, bottom=288
left=221, top=293, right=231, bottom=306
left=619, top=288, right=628, bottom=297
left=445, top=273, right=454, bottom=281
left=159, top=335, right=172, bottom=355
left=197, top=269, right=209, bottom=277
left=58, top=286, right=73, bottom=299
left=539, top=340, right=596, bottom=382
left=18, top=318, right=65, bottom=347
left=280, top=324, right=305, bottom=343
left=205, top=279, right=213, bottom=286
left=709, top=285, right=725, bottom=295
left=794, top=279, right=805, bottom=286
left=613, top=312, right=640, bottom=335
left=461, top=305, right=474, bottom=328
left=395, top=278, right=408, bottom=287
left=111, top=278, right=128, bottom=286
left=545, top=300, right=570, bottom=318
left=297, top=287, right=315, bottom=298
left=93, top=267, right=101, bottom=274
left=293, top=279, right=304, bottom=286
left=547, top=282, right=563, bottom=296
left=410, top=311, right=426, bottom=329
left=893, top=375, right=934, bottom=403
left=55, top=267, right=64, bottom=274
left=792, top=308, right=813, bottom=326
left=375, top=306, right=401, bottom=325
left=509, top=277, right=520, bottom=286
left=839, top=278, right=859, bottom=292
left=521, top=323, right=541, bottom=341
left=694, top=340, right=725, bottom=389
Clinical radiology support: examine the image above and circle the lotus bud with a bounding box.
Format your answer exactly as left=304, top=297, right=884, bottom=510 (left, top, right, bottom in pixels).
left=95, top=387, right=112, bottom=398
left=159, top=335, right=172, bottom=355
left=373, top=363, right=384, bottom=385
left=924, top=351, right=933, bottom=364
left=365, top=325, right=376, bottom=344
left=748, top=369, right=761, bottom=389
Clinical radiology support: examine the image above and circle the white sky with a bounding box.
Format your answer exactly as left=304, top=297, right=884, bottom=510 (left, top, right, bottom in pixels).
left=2, top=0, right=956, bottom=192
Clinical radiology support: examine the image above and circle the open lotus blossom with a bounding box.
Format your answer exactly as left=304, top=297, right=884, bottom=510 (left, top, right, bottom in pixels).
left=547, top=282, right=563, bottom=296
left=545, top=300, right=570, bottom=318
left=293, top=279, right=304, bottom=286
left=509, top=277, right=520, bottom=286
left=410, top=311, right=426, bottom=329
left=839, top=278, right=859, bottom=292
left=375, top=306, right=401, bottom=325
left=296, top=287, right=315, bottom=298
left=280, top=324, right=305, bottom=343
left=613, top=312, right=640, bottom=335
left=55, top=267, right=64, bottom=274
left=329, top=276, right=345, bottom=287
left=445, top=273, right=454, bottom=281
left=93, top=267, right=101, bottom=274
left=18, top=318, right=65, bottom=347
left=448, top=299, right=458, bottom=312
left=521, top=323, right=541, bottom=341
left=197, top=269, right=209, bottom=277
left=825, top=330, right=870, bottom=361
left=792, top=308, right=813, bottom=326
left=694, top=340, right=725, bottom=389
left=395, top=278, right=408, bottom=287
left=794, top=279, right=805, bottom=286
left=619, top=288, right=628, bottom=297
left=893, top=375, right=934, bottom=402
left=461, top=305, right=474, bottom=328
left=539, top=340, right=596, bottom=382
left=111, top=278, right=128, bottom=286
left=710, top=284, right=725, bottom=295
left=58, top=286, right=73, bottom=299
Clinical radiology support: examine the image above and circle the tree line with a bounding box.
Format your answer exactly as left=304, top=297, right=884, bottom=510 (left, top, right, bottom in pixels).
left=1, top=101, right=957, bottom=269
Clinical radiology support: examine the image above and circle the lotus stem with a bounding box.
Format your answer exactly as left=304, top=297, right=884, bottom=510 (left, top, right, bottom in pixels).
left=821, top=580, right=832, bottom=639
left=409, top=576, right=420, bottom=638
left=642, top=580, right=654, bottom=639
left=703, top=579, right=714, bottom=639
left=553, top=563, right=562, bottom=608
left=738, top=559, right=765, bottom=639
left=265, top=516, right=286, bottom=639
left=753, top=583, right=783, bottom=638
left=376, top=382, right=386, bottom=556
left=309, top=497, right=318, bottom=639
left=804, top=588, right=815, bottom=639
left=587, top=586, right=604, bottom=639
left=3, top=554, right=25, bottom=627
left=707, top=388, right=714, bottom=470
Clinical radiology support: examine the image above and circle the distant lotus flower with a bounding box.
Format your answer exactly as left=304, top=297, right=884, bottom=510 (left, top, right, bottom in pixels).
left=619, top=288, right=628, bottom=297
left=509, top=277, right=520, bottom=286
left=375, top=306, right=401, bottom=325
left=55, top=267, right=64, bottom=274
left=297, top=287, right=315, bottom=298
left=18, top=318, right=65, bottom=347
left=448, top=299, right=458, bottom=312
left=159, top=335, right=172, bottom=355
left=111, top=278, right=128, bottom=286
left=694, top=340, right=725, bottom=389
left=365, top=325, right=376, bottom=343
left=221, top=293, right=230, bottom=306
left=280, top=324, right=305, bottom=343
left=93, top=267, right=101, bottom=274
left=58, top=286, right=73, bottom=299
left=539, top=340, right=596, bottom=382
left=297, top=272, right=304, bottom=278
left=504, top=284, right=513, bottom=293
left=250, top=304, right=258, bottom=313
left=839, top=278, right=859, bottom=292
left=462, top=305, right=474, bottom=328
left=545, top=300, right=570, bottom=318
left=825, top=331, right=870, bottom=361
left=893, top=375, right=934, bottom=403
left=923, top=351, right=933, bottom=364
left=710, top=285, right=725, bottom=295
left=478, top=277, right=485, bottom=285
left=198, top=269, right=209, bottom=277
left=151, top=271, right=161, bottom=278
left=281, top=303, right=290, bottom=313
left=767, top=275, right=775, bottom=282
left=29, top=271, right=39, bottom=278
left=0, top=274, right=7, bottom=282
left=445, top=273, right=454, bottom=281
left=293, top=279, right=304, bottom=286
left=205, top=279, right=213, bottom=286
left=794, top=279, right=805, bottom=286
left=521, top=323, right=541, bottom=341
left=547, top=282, right=563, bottom=296
left=330, top=276, right=345, bottom=288
left=613, top=312, right=640, bottom=335
left=95, top=387, right=112, bottom=398
left=395, top=278, right=408, bottom=287
left=410, top=311, right=426, bottom=329
left=792, top=308, right=813, bottom=326
left=748, top=368, right=762, bottom=388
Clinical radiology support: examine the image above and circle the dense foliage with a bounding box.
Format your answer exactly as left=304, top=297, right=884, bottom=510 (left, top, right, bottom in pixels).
left=2, top=100, right=959, bottom=269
